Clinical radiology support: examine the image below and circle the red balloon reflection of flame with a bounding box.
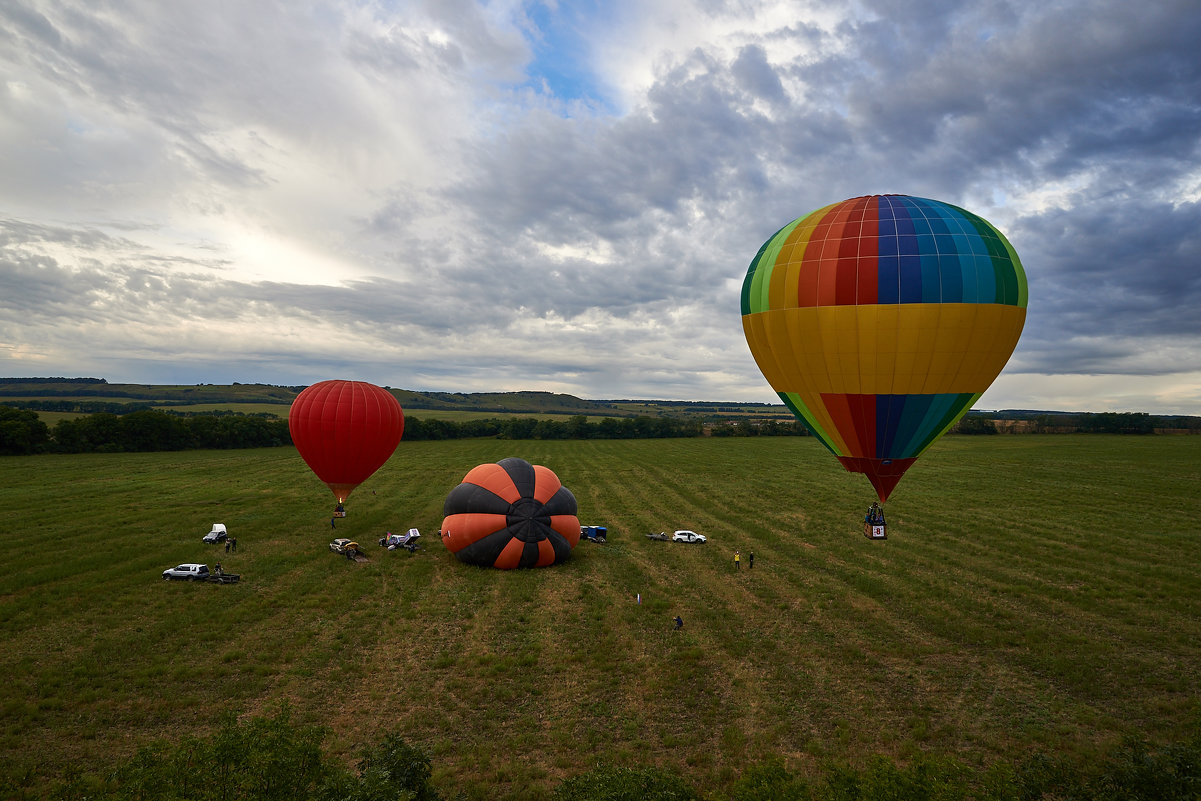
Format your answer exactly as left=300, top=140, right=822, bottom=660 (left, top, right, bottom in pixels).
left=288, top=380, right=404, bottom=503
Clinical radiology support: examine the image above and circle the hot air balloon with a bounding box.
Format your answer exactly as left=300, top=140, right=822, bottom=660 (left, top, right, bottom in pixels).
left=288, top=380, right=404, bottom=508
left=741, top=194, right=1027, bottom=502
left=440, top=457, right=580, bottom=569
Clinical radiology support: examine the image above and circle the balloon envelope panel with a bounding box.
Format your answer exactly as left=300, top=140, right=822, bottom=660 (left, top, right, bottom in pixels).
left=740, top=195, right=1027, bottom=500
left=441, top=457, right=580, bottom=569
left=287, top=380, right=405, bottom=502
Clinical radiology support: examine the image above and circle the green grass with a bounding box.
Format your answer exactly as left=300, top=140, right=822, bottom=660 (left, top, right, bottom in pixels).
left=1, top=435, right=1199, bottom=799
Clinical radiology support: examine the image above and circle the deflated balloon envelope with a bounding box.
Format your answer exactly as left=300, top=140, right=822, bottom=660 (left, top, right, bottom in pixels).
left=287, top=379, right=405, bottom=503
left=441, top=457, right=580, bottom=569
left=740, top=194, right=1028, bottom=501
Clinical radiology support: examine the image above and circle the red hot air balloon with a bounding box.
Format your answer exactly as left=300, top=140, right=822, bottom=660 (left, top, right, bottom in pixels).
left=288, top=380, right=404, bottom=503
left=441, top=457, right=580, bottom=569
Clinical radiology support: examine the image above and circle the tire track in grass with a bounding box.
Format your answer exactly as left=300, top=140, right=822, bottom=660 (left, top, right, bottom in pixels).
left=710, top=514, right=1087, bottom=761
left=883, top=532, right=1201, bottom=733
left=576, top=444, right=951, bottom=763
left=786, top=522, right=1198, bottom=749
left=322, top=556, right=501, bottom=754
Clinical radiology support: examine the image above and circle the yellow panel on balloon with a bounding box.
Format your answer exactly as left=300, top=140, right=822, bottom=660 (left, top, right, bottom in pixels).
left=744, top=304, right=1027, bottom=396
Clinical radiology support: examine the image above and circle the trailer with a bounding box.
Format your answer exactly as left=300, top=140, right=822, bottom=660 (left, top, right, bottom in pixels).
left=380, top=528, right=421, bottom=552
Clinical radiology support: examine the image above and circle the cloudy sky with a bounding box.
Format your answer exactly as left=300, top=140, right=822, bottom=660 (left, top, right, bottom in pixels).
left=2, top=0, right=1199, bottom=413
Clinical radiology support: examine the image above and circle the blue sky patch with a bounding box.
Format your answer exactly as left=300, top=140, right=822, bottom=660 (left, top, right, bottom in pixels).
left=520, top=1, right=615, bottom=113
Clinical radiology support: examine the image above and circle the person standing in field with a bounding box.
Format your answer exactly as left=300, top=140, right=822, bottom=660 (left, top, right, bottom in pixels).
left=734, top=551, right=741, bottom=569
left=749, top=552, right=754, bottom=569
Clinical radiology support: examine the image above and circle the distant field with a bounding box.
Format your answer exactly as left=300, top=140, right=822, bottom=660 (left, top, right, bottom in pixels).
left=26, top=402, right=290, bottom=424
left=401, top=409, right=613, bottom=423
left=150, top=402, right=291, bottom=417
left=1, top=435, right=1198, bottom=799
left=147, top=406, right=609, bottom=422
left=1, top=395, right=145, bottom=403
left=30, top=404, right=619, bottom=424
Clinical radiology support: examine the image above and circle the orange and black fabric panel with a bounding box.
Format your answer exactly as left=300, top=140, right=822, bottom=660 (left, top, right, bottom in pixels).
left=440, top=457, right=580, bottom=569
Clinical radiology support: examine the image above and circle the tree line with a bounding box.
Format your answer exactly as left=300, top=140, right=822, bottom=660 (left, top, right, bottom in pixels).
left=5, top=405, right=1195, bottom=457
left=404, top=414, right=708, bottom=440
left=0, top=407, right=291, bottom=455
left=981, top=411, right=1201, bottom=434
left=0, top=408, right=714, bottom=455
left=1052, top=411, right=1201, bottom=433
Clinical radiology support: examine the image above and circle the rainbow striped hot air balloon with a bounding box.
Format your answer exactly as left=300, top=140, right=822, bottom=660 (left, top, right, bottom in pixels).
left=740, top=194, right=1027, bottom=501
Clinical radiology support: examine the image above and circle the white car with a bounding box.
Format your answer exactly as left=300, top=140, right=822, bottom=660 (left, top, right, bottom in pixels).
left=163, top=563, right=210, bottom=581
left=672, top=530, right=706, bottom=544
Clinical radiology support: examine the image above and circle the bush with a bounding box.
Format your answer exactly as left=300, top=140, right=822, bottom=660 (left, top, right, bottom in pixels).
left=553, top=765, right=702, bottom=801
left=321, top=733, right=442, bottom=801
left=49, top=706, right=453, bottom=801
left=0, top=406, right=49, bottom=454
left=43, top=713, right=1201, bottom=801
left=727, top=759, right=812, bottom=800
left=60, top=705, right=334, bottom=801
left=1013, top=736, right=1201, bottom=801
left=956, top=416, right=998, bottom=435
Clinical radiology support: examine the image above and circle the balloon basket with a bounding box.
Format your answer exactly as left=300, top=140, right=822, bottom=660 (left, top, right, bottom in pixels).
left=333, top=510, right=347, bottom=519
left=864, top=522, right=887, bottom=540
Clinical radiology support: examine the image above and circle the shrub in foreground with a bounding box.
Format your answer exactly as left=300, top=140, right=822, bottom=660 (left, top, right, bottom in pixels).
left=320, top=732, right=442, bottom=801
left=552, top=764, right=702, bottom=800
left=35, top=710, right=1201, bottom=801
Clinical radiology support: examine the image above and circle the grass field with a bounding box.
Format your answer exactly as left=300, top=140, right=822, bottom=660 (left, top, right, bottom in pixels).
left=398, top=409, right=614, bottom=423
left=2, top=435, right=1199, bottom=799
left=149, top=402, right=291, bottom=417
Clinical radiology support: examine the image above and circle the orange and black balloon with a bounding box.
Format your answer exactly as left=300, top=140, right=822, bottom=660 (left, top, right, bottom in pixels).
left=441, top=457, right=580, bottom=569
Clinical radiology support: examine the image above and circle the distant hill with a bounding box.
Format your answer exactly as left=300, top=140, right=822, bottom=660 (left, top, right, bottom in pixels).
left=0, top=378, right=300, bottom=404
left=0, top=378, right=791, bottom=420
left=390, top=388, right=614, bottom=415
left=3, top=378, right=1196, bottom=426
